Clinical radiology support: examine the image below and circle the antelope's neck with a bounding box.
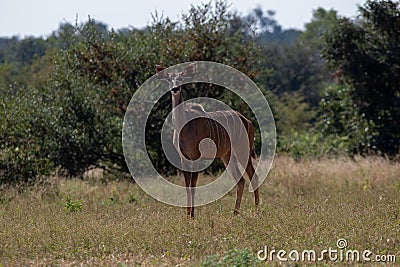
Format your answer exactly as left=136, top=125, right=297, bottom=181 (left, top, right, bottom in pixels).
left=171, top=90, right=186, bottom=131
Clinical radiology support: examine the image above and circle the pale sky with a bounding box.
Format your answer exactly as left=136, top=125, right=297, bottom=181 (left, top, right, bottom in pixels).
left=0, top=0, right=362, bottom=38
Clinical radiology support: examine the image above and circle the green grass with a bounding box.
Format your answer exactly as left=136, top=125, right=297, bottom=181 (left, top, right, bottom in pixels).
left=0, top=157, right=399, bottom=266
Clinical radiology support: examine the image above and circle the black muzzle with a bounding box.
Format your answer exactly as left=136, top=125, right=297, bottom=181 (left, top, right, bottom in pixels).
left=171, top=87, right=180, bottom=93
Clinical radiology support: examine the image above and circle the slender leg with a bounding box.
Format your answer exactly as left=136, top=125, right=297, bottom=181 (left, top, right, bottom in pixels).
left=183, top=171, right=192, bottom=216
left=222, top=153, right=245, bottom=215
left=234, top=177, right=245, bottom=214
left=245, top=159, right=259, bottom=207
left=190, top=172, right=199, bottom=217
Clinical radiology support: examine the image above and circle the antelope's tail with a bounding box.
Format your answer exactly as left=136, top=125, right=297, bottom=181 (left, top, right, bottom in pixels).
left=251, top=145, right=257, bottom=159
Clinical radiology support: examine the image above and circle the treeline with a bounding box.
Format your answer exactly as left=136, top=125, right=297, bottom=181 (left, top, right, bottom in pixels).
left=1, top=0, right=399, bottom=183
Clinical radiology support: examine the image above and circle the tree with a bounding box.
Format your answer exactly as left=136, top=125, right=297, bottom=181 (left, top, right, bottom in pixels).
left=257, top=7, right=338, bottom=137
left=42, top=1, right=261, bottom=176
left=251, top=7, right=301, bottom=45
left=323, top=0, right=400, bottom=155
left=300, top=8, right=340, bottom=49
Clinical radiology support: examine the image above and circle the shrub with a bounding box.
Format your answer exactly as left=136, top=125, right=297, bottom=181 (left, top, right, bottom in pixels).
left=64, top=195, right=83, bottom=212
left=43, top=2, right=260, bottom=177
left=278, top=130, right=349, bottom=160
left=201, top=248, right=260, bottom=267
left=319, top=85, right=377, bottom=155
left=322, top=0, right=400, bottom=156
left=0, top=87, right=53, bottom=184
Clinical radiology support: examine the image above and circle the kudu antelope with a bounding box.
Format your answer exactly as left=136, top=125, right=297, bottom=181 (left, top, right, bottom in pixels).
left=155, top=63, right=259, bottom=217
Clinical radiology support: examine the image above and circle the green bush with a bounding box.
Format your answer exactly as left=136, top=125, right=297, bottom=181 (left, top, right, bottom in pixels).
left=64, top=195, right=83, bottom=212
left=319, top=85, right=377, bottom=155
left=42, top=3, right=260, bottom=177
left=278, top=130, right=349, bottom=160
left=0, top=87, right=53, bottom=184
left=322, top=0, right=400, bottom=156
left=1, top=2, right=262, bottom=183
left=201, top=248, right=260, bottom=267
left=3, top=1, right=398, bottom=185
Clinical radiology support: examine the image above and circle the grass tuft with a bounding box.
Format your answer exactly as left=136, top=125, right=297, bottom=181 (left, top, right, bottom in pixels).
left=64, top=195, right=83, bottom=212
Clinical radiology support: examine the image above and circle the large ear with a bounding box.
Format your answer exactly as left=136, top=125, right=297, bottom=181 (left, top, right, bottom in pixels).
left=155, top=65, right=168, bottom=79
left=182, top=63, right=196, bottom=77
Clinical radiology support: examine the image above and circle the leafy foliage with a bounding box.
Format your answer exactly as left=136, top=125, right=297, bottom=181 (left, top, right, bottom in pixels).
left=1, top=1, right=399, bottom=184
left=270, top=92, right=316, bottom=135
left=64, top=195, right=83, bottom=212
left=0, top=88, right=53, bottom=183
left=0, top=1, right=263, bottom=181
left=322, top=0, right=400, bottom=155
left=277, top=130, right=349, bottom=160
left=300, top=8, right=340, bottom=49
left=319, top=85, right=377, bottom=154
left=201, top=248, right=259, bottom=266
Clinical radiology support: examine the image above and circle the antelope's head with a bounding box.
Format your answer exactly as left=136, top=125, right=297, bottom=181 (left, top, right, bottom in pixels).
left=155, top=64, right=196, bottom=95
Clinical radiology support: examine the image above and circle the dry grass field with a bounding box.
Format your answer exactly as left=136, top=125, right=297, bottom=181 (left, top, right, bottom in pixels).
left=0, top=157, right=399, bottom=266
